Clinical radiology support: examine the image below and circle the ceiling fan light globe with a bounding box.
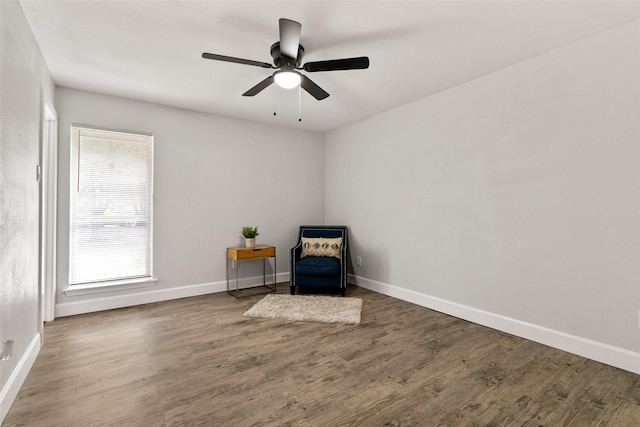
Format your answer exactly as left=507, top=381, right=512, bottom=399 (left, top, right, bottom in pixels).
left=274, top=70, right=301, bottom=89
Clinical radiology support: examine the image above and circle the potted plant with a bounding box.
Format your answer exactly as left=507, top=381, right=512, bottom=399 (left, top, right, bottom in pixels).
left=242, top=226, right=259, bottom=248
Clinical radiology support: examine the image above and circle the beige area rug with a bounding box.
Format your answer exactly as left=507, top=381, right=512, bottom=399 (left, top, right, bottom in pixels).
left=243, top=294, right=362, bottom=325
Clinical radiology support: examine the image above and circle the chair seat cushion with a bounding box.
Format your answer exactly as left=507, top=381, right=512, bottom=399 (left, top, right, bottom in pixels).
left=295, top=256, right=340, bottom=277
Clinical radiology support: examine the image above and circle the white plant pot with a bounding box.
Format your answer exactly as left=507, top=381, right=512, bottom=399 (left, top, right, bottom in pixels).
left=245, top=238, right=255, bottom=248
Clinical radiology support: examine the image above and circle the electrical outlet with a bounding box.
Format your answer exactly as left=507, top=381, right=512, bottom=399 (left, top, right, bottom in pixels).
left=1, top=340, right=14, bottom=361
left=356, top=256, right=362, bottom=266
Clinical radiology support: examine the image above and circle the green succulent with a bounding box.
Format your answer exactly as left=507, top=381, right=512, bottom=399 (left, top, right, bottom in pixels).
left=242, top=226, right=259, bottom=238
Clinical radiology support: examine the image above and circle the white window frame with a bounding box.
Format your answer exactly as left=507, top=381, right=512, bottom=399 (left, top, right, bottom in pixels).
left=65, top=125, right=156, bottom=295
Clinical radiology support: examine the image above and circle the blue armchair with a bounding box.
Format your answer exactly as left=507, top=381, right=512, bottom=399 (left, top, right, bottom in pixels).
left=290, top=225, right=349, bottom=296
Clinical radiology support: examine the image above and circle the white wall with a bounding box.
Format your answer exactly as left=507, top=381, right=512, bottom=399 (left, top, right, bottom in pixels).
left=0, top=1, right=55, bottom=422
left=55, top=88, right=324, bottom=315
left=325, top=20, right=640, bottom=373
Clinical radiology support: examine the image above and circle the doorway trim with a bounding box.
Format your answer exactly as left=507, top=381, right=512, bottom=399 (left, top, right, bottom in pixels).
left=40, top=100, right=58, bottom=327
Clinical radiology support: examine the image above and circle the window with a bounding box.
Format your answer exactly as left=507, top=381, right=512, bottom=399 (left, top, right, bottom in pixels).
left=69, top=125, right=153, bottom=286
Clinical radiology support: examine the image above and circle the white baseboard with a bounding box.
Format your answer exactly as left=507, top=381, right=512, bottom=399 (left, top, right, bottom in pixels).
left=56, top=272, right=290, bottom=318
left=349, top=274, right=640, bottom=375
left=0, top=333, right=41, bottom=424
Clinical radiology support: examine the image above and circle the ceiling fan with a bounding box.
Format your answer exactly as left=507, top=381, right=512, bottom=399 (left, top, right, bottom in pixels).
left=202, top=18, right=369, bottom=101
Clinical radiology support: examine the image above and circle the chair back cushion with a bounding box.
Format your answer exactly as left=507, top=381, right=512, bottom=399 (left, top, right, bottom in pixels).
left=300, top=227, right=346, bottom=239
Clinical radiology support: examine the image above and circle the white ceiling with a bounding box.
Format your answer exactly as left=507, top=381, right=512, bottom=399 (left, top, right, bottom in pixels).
left=20, top=1, right=640, bottom=133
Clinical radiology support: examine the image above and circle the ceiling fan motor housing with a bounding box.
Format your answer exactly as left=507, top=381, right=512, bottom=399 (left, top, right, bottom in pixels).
left=270, top=42, right=305, bottom=69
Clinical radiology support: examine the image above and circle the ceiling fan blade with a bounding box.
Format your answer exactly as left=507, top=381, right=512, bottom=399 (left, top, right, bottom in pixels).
left=279, top=18, right=301, bottom=59
left=242, top=76, right=274, bottom=97
left=202, top=52, right=274, bottom=69
left=303, top=56, right=369, bottom=72
left=300, top=75, right=329, bottom=100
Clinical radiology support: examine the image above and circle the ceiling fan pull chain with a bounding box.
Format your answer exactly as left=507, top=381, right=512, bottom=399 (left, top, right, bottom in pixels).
left=298, top=84, right=302, bottom=122
left=273, top=85, right=277, bottom=116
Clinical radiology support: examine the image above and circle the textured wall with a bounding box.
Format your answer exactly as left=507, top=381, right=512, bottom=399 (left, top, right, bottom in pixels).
left=325, top=20, right=640, bottom=365
left=0, top=0, right=55, bottom=420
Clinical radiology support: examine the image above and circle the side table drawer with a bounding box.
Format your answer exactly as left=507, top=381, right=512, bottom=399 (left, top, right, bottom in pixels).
left=228, top=246, right=276, bottom=260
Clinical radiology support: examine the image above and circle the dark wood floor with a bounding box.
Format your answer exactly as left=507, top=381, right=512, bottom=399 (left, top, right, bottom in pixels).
left=4, top=285, right=640, bottom=426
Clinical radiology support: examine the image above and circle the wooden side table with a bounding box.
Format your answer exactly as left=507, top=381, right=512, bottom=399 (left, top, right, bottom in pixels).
left=226, top=245, right=276, bottom=298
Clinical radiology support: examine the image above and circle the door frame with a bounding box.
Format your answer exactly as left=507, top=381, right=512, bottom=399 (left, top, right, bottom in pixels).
left=39, top=100, right=58, bottom=329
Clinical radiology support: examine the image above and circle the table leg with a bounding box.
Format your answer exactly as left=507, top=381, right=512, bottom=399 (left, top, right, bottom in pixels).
left=236, top=258, right=239, bottom=295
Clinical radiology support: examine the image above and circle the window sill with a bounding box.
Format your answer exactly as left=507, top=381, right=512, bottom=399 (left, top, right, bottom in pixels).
left=63, top=278, right=158, bottom=296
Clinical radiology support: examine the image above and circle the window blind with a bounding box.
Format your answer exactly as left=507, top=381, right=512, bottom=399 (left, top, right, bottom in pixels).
left=69, top=126, right=153, bottom=285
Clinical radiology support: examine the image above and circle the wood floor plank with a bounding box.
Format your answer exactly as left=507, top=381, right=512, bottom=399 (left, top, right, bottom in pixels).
left=3, top=285, right=640, bottom=426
